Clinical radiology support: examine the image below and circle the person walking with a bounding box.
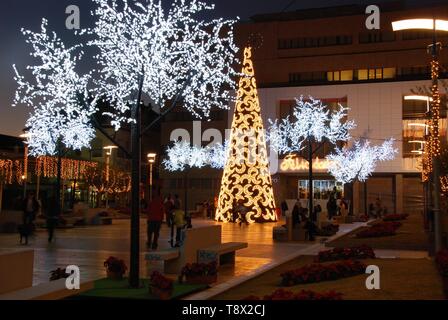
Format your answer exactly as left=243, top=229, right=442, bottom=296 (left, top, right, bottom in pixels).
left=235, top=199, right=249, bottom=227
left=281, top=200, right=288, bottom=217
left=46, top=196, right=59, bottom=243
left=173, top=202, right=186, bottom=247
left=326, top=194, right=337, bottom=220
left=163, top=194, right=174, bottom=227
left=147, top=191, right=165, bottom=251
left=22, top=192, right=39, bottom=225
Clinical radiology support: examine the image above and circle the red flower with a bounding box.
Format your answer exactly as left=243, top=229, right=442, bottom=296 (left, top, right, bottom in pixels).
left=245, top=289, right=343, bottom=300
left=150, top=271, right=173, bottom=290
left=280, top=260, right=366, bottom=286
left=181, top=261, right=218, bottom=277
left=383, top=214, right=409, bottom=222
left=104, top=256, right=127, bottom=274
left=356, top=222, right=401, bottom=238
left=316, top=245, right=375, bottom=262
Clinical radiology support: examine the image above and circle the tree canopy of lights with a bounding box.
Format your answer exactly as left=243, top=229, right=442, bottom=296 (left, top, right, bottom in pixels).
left=86, top=0, right=239, bottom=129
left=268, top=96, right=356, bottom=154
left=215, top=47, right=277, bottom=224
left=326, top=139, right=398, bottom=184
left=162, top=140, right=228, bottom=171
left=13, top=19, right=98, bottom=156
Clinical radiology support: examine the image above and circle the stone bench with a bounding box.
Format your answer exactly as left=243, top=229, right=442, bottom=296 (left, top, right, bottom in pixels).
left=0, top=249, right=34, bottom=295
left=0, top=278, right=94, bottom=300
left=145, top=249, right=180, bottom=274
left=273, top=226, right=288, bottom=241
left=197, top=242, right=248, bottom=266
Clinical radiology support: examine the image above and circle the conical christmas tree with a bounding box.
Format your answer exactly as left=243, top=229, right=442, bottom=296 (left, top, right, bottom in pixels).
left=215, top=47, right=277, bottom=223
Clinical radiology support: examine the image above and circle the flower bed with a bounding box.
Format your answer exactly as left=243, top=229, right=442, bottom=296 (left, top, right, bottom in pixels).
left=243, top=289, right=343, bottom=300
left=180, top=261, right=218, bottom=285
left=316, top=245, right=375, bottom=262
left=435, top=249, right=448, bottom=297
left=149, top=271, right=174, bottom=300
left=104, top=256, right=127, bottom=280
left=355, top=222, right=402, bottom=238
left=382, top=214, right=409, bottom=222
left=316, top=224, right=339, bottom=236
left=280, top=260, right=366, bottom=286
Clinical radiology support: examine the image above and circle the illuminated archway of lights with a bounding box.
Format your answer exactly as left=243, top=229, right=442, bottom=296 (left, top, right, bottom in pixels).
left=215, top=47, right=277, bottom=224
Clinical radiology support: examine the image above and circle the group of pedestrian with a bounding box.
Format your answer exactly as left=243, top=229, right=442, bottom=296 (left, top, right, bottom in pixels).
left=326, top=187, right=349, bottom=220
left=18, top=192, right=59, bottom=245
left=233, top=199, right=249, bottom=226
left=146, top=192, right=191, bottom=250
left=368, top=197, right=386, bottom=218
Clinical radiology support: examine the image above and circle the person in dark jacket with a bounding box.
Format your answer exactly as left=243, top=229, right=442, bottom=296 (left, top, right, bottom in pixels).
left=46, top=196, right=59, bottom=243
left=291, top=201, right=302, bottom=227
left=22, top=192, right=39, bottom=225
left=281, top=200, right=288, bottom=217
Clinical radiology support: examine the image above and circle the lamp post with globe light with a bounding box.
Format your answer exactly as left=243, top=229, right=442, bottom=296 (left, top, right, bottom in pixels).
left=147, top=153, right=157, bottom=202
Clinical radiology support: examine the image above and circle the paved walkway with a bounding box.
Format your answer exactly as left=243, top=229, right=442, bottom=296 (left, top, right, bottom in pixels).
left=0, top=217, right=313, bottom=286
left=1, top=217, right=427, bottom=299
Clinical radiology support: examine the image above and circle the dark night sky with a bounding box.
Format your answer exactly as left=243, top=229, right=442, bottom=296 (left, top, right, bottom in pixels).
left=0, top=0, right=444, bottom=137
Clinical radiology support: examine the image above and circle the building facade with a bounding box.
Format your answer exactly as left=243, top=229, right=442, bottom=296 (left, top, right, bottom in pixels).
left=159, top=2, right=448, bottom=214
left=234, top=2, right=448, bottom=215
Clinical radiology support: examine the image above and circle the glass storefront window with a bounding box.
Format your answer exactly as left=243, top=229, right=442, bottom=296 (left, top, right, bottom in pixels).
left=341, top=70, right=353, bottom=81
left=297, top=180, right=343, bottom=200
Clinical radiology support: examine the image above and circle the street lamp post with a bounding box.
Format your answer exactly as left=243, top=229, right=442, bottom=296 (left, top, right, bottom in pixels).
left=393, top=18, right=448, bottom=252
left=147, top=153, right=157, bottom=202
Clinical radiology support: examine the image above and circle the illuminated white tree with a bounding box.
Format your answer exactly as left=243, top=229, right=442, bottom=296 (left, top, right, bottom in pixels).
left=13, top=19, right=98, bottom=156
left=268, top=96, right=356, bottom=154
left=327, top=139, right=397, bottom=184
left=268, top=96, right=356, bottom=218
left=86, top=0, right=239, bottom=129
left=163, top=140, right=228, bottom=171
left=13, top=0, right=239, bottom=287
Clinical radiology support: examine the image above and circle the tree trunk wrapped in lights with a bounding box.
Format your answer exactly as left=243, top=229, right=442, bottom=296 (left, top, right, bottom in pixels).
left=215, top=47, right=277, bottom=224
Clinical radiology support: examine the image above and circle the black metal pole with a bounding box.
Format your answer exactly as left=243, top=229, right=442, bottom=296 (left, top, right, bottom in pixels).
left=56, top=142, right=62, bottom=216
left=308, top=136, right=313, bottom=220
left=129, top=72, right=144, bottom=288
left=184, top=170, right=188, bottom=219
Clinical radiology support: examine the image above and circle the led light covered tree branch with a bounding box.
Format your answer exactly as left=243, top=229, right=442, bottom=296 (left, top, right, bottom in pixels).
left=86, top=0, right=239, bottom=128
left=326, top=139, right=398, bottom=184
left=163, top=140, right=228, bottom=171
left=13, top=19, right=98, bottom=156
left=268, top=96, right=356, bottom=154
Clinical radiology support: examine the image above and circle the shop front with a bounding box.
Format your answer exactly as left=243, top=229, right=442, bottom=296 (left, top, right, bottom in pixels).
left=275, top=155, right=345, bottom=216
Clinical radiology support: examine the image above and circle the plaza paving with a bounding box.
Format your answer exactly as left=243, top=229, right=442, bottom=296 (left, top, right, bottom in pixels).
left=0, top=217, right=430, bottom=299
left=0, top=217, right=313, bottom=287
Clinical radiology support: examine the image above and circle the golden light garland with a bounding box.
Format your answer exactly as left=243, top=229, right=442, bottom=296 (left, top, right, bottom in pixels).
left=215, top=47, right=277, bottom=223
left=0, top=159, right=24, bottom=185
left=422, top=131, right=432, bottom=182
left=35, top=156, right=98, bottom=180
left=84, top=164, right=131, bottom=194
left=441, top=176, right=448, bottom=196
left=430, top=59, right=441, bottom=157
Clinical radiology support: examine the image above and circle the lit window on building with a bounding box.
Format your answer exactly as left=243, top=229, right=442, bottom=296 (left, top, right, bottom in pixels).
left=402, top=95, right=447, bottom=158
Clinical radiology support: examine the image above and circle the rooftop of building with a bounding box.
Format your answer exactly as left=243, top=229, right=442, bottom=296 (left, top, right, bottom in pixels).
left=248, top=1, right=448, bottom=23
